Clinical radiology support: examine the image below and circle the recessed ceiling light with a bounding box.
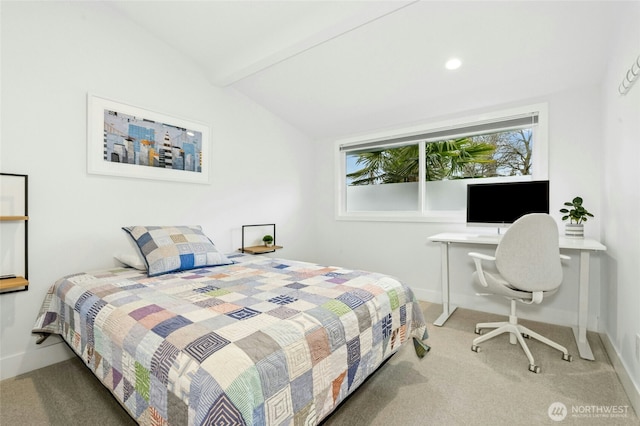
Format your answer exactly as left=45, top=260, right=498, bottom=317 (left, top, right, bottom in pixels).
left=445, top=58, right=462, bottom=70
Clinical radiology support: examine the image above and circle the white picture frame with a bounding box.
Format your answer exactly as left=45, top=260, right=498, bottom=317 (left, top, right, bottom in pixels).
left=87, top=94, right=211, bottom=184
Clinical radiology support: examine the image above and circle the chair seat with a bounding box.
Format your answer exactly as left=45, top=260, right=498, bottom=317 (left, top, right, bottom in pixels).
left=472, top=271, right=558, bottom=302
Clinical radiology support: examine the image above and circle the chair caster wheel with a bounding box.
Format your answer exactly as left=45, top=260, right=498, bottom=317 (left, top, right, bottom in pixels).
left=528, top=364, right=541, bottom=374
left=471, top=345, right=481, bottom=353
left=562, top=353, right=573, bottom=362
left=475, top=328, right=482, bottom=335
left=522, top=333, right=530, bottom=339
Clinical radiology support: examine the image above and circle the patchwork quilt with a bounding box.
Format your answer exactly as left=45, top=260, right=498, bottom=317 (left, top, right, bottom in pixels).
left=33, top=254, right=429, bottom=425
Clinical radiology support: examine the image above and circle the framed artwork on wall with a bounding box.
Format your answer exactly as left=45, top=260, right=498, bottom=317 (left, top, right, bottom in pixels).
left=87, top=94, right=211, bottom=184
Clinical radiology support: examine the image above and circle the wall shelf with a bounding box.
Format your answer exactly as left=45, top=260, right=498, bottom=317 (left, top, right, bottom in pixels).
left=239, top=223, right=282, bottom=254
left=0, top=216, right=29, bottom=221
left=241, top=245, right=283, bottom=255
left=0, top=276, right=29, bottom=291
left=0, top=173, right=29, bottom=294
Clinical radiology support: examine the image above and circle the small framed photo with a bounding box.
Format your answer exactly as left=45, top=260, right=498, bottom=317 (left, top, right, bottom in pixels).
left=87, top=94, right=211, bottom=184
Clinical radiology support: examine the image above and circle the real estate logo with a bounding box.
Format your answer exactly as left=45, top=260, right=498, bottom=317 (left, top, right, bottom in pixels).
left=548, top=402, right=630, bottom=421
left=548, top=402, right=567, bottom=421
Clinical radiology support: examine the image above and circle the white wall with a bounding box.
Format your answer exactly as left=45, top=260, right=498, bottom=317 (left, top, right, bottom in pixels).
left=1, top=2, right=637, bottom=410
left=600, top=1, right=640, bottom=405
left=314, top=85, right=604, bottom=329
left=0, top=1, right=316, bottom=379
left=310, top=5, right=640, bottom=407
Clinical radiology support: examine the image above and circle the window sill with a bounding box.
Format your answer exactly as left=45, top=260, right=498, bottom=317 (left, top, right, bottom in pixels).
left=336, top=211, right=466, bottom=223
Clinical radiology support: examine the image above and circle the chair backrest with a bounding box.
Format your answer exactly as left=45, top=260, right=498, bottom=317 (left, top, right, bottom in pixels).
left=495, top=213, right=563, bottom=292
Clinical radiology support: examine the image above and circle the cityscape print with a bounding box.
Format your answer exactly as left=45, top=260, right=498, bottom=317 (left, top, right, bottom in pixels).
left=103, top=109, right=203, bottom=173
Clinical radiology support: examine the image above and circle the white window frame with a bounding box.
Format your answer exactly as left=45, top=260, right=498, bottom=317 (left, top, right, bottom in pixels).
left=335, top=103, right=549, bottom=222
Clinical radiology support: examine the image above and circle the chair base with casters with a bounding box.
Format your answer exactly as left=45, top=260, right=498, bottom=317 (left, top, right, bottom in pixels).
left=470, top=299, right=573, bottom=373
left=468, top=214, right=575, bottom=373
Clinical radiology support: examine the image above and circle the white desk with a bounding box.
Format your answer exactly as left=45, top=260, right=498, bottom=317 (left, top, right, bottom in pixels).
left=428, top=232, right=606, bottom=360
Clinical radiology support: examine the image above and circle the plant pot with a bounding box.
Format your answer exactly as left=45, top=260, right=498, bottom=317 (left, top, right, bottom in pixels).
left=264, top=242, right=273, bottom=247
left=565, top=223, right=584, bottom=238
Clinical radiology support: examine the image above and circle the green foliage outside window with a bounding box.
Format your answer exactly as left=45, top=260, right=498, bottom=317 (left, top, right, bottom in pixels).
left=347, top=129, right=533, bottom=185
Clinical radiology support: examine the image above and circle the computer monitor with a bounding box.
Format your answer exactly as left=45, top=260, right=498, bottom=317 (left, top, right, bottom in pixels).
left=466, top=180, right=550, bottom=228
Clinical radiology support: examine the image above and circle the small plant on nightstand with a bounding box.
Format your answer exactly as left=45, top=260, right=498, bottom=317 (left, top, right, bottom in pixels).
left=262, top=235, right=274, bottom=247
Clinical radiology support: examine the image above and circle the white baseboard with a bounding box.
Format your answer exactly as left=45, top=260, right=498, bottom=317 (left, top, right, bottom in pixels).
left=0, top=340, right=74, bottom=381
left=412, top=288, right=593, bottom=330
left=600, top=332, right=640, bottom=417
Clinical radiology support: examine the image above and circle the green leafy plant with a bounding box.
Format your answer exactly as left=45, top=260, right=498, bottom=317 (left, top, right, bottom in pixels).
left=560, top=196, right=594, bottom=224
left=262, top=235, right=274, bottom=244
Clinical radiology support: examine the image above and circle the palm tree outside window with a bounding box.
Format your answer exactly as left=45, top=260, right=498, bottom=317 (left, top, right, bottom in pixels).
left=339, top=107, right=544, bottom=216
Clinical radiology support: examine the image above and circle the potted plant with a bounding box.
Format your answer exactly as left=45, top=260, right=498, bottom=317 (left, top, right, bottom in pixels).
left=262, top=234, right=274, bottom=247
left=559, top=196, right=594, bottom=238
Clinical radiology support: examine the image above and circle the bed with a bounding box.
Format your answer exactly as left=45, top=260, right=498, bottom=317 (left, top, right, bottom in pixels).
left=32, top=226, right=429, bottom=425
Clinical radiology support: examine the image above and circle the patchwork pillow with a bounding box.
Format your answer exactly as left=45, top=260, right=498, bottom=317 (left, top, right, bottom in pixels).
left=122, top=225, right=232, bottom=277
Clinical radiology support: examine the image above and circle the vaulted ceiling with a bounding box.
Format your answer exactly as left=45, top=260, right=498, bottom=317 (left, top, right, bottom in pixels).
left=108, top=1, right=621, bottom=140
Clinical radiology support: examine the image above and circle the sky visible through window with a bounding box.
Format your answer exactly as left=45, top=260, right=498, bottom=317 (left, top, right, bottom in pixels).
left=346, top=155, right=359, bottom=184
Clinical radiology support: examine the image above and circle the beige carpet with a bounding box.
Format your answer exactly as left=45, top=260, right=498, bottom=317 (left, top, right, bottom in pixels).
left=1, top=301, right=637, bottom=425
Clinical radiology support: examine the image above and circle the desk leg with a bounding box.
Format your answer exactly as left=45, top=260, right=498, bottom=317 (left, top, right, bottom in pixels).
left=434, top=242, right=457, bottom=326
left=572, top=250, right=595, bottom=360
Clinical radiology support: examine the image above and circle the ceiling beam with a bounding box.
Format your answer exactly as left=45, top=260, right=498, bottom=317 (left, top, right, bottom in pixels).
left=212, top=1, right=418, bottom=87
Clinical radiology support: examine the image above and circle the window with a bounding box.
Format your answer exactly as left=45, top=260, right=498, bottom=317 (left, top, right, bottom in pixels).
left=336, top=104, right=548, bottom=221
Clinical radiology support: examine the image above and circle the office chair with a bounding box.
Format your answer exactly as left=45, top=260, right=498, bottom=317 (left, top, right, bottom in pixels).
left=468, top=213, right=573, bottom=373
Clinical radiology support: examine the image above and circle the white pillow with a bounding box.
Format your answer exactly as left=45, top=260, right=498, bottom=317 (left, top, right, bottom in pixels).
left=114, top=252, right=146, bottom=270
left=114, top=231, right=147, bottom=270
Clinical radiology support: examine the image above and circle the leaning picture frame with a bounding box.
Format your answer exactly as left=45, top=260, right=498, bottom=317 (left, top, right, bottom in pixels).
left=87, top=94, right=211, bottom=184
